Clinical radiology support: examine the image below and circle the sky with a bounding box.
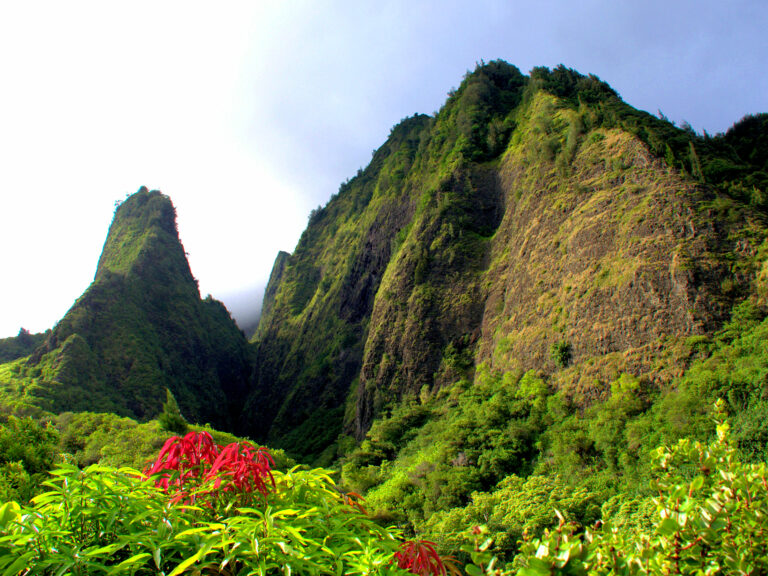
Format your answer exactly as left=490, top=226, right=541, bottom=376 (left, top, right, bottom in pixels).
left=0, top=0, right=766, bottom=338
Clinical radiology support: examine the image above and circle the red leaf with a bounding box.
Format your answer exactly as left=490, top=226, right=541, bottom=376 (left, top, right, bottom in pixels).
left=394, top=541, right=446, bottom=576
left=145, top=432, right=275, bottom=503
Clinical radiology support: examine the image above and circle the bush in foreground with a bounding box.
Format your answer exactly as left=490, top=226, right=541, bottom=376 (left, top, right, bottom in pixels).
left=510, top=401, right=768, bottom=575
left=0, top=405, right=765, bottom=575
left=0, top=432, right=438, bottom=575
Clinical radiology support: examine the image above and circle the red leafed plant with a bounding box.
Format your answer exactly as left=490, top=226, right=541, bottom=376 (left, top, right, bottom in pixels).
left=394, top=540, right=453, bottom=576
left=206, top=441, right=275, bottom=496
left=144, top=431, right=274, bottom=504
left=340, top=490, right=368, bottom=515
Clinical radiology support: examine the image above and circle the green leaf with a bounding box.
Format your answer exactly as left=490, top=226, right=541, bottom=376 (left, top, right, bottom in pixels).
left=53, top=561, right=74, bottom=576
left=465, top=564, right=484, bottom=576
left=519, top=557, right=553, bottom=576
left=690, top=475, right=705, bottom=492
left=107, top=552, right=151, bottom=575
left=270, top=509, right=301, bottom=519
left=167, top=549, right=207, bottom=576
left=175, top=525, right=221, bottom=538
left=657, top=517, right=680, bottom=537
left=0, top=503, right=19, bottom=529
left=282, top=525, right=308, bottom=544
left=2, top=552, right=37, bottom=576
left=84, top=543, right=125, bottom=557
left=30, top=490, right=61, bottom=505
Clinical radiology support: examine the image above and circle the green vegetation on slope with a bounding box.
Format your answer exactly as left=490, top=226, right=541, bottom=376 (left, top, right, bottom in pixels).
left=0, top=329, right=45, bottom=364
left=0, top=416, right=58, bottom=503
left=0, top=188, right=253, bottom=431
left=0, top=60, right=764, bottom=573
left=246, top=112, right=437, bottom=461
left=250, top=61, right=767, bottom=465
left=0, top=406, right=295, bottom=507
left=340, top=299, right=768, bottom=561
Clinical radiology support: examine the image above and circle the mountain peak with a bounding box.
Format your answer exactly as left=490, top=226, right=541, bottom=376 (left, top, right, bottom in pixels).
left=95, top=188, right=190, bottom=284
left=12, top=187, right=252, bottom=428
left=245, top=62, right=767, bottom=460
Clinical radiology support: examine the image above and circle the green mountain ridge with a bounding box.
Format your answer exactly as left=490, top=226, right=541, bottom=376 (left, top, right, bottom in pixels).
left=0, top=188, right=252, bottom=429
left=0, top=60, right=767, bottom=566
left=0, top=330, right=46, bottom=364
left=246, top=62, right=768, bottom=462
left=0, top=61, right=765, bottom=472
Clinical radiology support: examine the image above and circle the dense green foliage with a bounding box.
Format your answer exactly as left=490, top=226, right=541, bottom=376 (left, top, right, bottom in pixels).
left=0, top=417, right=58, bottom=502
left=55, top=411, right=175, bottom=470
left=0, top=413, right=155, bottom=503
left=340, top=300, right=768, bottom=561
left=512, top=408, right=768, bottom=575
left=0, top=329, right=45, bottom=364
left=0, top=435, right=416, bottom=575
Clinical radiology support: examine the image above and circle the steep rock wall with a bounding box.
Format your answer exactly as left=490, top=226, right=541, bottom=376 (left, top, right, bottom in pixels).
left=247, top=63, right=764, bottom=458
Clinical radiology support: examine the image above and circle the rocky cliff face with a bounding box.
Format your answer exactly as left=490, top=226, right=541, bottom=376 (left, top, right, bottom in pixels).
left=247, top=62, right=766, bottom=461
left=17, top=188, right=252, bottom=428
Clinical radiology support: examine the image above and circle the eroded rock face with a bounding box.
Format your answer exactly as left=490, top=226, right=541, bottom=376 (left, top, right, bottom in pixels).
left=351, top=127, right=744, bottom=438
left=475, top=131, right=732, bottom=385
left=246, top=63, right=763, bottom=458
left=354, top=165, right=505, bottom=438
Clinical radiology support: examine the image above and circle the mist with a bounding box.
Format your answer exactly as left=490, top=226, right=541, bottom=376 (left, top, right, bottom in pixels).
left=215, top=284, right=266, bottom=339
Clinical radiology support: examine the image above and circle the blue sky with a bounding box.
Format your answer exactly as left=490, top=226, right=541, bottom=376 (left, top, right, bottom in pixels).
left=0, top=0, right=766, bottom=337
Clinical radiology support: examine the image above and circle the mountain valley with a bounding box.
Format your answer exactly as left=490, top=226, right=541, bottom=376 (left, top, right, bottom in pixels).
left=1, top=61, right=767, bottom=571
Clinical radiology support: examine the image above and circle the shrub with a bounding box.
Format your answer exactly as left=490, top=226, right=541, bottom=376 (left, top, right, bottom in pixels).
left=514, top=402, right=768, bottom=575
left=0, top=417, right=59, bottom=502
left=394, top=540, right=459, bottom=576
left=549, top=341, right=571, bottom=368
left=158, top=388, right=188, bottom=435
left=143, top=430, right=274, bottom=507
left=0, top=431, right=453, bottom=575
